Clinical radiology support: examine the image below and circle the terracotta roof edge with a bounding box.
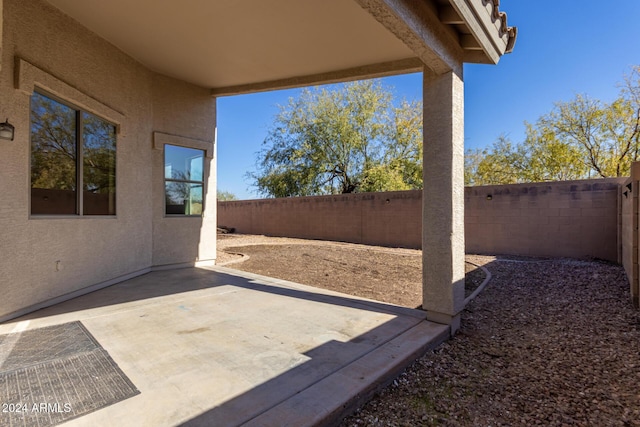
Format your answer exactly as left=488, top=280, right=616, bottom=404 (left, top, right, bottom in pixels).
left=485, top=0, right=516, bottom=54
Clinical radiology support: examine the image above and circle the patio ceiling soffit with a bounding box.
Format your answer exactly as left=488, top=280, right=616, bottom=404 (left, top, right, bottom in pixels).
left=42, top=0, right=515, bottom=97
left=212, top=0, right=517, bottom=96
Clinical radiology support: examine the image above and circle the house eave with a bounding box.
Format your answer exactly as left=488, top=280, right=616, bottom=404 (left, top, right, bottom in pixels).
left=448, top=0, right=517, bottom=64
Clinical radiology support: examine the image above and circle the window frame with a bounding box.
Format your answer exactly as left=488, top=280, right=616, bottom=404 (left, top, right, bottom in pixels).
left=163, top=144, right=205, bottom=217
left=29, top=89, right=118, bottom=218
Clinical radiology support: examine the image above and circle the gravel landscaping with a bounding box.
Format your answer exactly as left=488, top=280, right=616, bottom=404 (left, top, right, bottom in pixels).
left=342, top=257, right=640, bottom=426
left=218, top=234, right=640, bottom=426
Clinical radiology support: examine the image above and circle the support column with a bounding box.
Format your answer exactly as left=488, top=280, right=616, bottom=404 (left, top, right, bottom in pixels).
left=0, top=0, right=3, bottom=73
left=422, top=68, right=465, bottom=333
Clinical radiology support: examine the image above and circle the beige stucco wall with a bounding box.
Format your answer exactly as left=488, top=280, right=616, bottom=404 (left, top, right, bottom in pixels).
left=620, top=163, right=640, bottom=307
left=219, top=178, right=624, bottom=262
left=151, top=75, right=217, bottom=268
left=0, top=0, right=216, bottom=320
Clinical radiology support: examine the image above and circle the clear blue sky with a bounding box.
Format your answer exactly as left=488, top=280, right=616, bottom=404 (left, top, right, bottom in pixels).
left=217, top=1, right=640, bottom=200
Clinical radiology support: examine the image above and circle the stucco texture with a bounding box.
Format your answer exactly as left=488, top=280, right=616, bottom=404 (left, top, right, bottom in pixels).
left=620, top=163, right=640, bottom=307
left=0, top=0, right=216, bottom=320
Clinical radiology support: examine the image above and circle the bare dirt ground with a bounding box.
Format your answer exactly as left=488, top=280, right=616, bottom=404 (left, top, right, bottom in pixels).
left=217, top=233, right=485, bottom=308
left=217, top=234, right=640, bottom=426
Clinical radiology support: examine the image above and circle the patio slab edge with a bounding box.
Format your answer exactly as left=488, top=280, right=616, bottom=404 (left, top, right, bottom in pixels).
left=241, top=320, right=450, bottom=427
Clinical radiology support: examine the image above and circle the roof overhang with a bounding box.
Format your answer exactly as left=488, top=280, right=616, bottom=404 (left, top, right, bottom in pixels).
left=45, top=0, right=515, bottom=96
left=445, top=0, right=517, bottom=63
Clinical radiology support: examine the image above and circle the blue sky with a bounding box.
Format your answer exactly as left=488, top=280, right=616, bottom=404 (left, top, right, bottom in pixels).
left=217, top=1, right=640, bottom=200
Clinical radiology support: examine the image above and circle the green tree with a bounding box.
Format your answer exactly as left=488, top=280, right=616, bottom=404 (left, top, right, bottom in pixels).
left=465, top=66, right=640, bottom=185
left=31, top=93, right=77, bottom=191
left=467, top=130, right=591, bottom=186
left=470, top=135, right=528, bottom=185
left=464, top=147, right=484, bottom=186
left=521, top=122, right=588, bottom=182
left=217, top=190, right=238, bottom=201
left=366, top=100, right=423, bottom=191
left=249, top=80, right=422, bottom=197
left=31, top=92, right=116, bottom=194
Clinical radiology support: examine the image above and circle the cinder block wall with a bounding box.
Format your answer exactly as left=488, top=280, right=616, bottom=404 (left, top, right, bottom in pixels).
left=218, top=178, right=625, bottom=261
left=465, top=178, right=625, bottom=261
left=218, top=191, right=423, bottom=248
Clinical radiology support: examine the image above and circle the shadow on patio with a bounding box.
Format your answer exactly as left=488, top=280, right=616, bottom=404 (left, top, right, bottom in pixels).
left=0, top=267, right=449, bottom=427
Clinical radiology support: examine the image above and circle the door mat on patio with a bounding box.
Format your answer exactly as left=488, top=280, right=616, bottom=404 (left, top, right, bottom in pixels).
left=0, top=321, right=139, bottom=427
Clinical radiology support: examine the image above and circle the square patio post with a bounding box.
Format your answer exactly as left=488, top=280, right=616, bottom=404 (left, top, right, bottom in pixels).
left=422, top=68, right=465, bottom=333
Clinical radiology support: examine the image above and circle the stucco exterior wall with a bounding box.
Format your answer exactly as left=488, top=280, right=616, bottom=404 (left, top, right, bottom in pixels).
left=218, top=178, right=624, bottom=262
left=620, top=163, right=640, bottom=307
left=151, top=75, right=217, bottom=268
left=0, top=0, right=216, bottom=320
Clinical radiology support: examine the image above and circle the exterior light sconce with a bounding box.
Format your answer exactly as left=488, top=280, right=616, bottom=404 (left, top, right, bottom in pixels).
left=0, top=119, right=15, bottom=141
left=486, top=194, right=493, bottom=200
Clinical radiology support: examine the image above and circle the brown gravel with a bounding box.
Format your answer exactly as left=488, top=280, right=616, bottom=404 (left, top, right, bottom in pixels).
left=217, top=234, right=640, bottom=426
left=343, top=258, right=640, bottom=427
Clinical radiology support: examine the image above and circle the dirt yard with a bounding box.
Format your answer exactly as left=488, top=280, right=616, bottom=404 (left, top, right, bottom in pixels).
left=217, top=233, right=640, bottom=426
left=217, top=233, right=485, bottom=308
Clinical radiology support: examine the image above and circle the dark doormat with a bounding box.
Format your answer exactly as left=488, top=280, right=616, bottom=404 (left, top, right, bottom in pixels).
left=0, top=321, right=140, bottom=427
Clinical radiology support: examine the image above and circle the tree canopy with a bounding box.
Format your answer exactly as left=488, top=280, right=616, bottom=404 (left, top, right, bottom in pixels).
left=465, top=66, right=640, bottom=185
left=249, top=80, right=422, bottom=197
left=31, top=92, right=116, bottom=194
left=217, top=190, right=238, bottom=201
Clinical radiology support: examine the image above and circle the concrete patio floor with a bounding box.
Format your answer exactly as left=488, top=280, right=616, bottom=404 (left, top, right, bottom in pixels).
left=0, top=266, right=449, bottom=427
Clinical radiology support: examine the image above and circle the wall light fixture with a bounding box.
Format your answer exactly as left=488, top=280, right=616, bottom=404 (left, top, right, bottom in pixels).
left=0, top=119, right=15, bottom=141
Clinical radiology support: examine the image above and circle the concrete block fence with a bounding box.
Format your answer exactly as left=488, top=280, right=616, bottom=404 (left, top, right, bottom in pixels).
left=218, top=177, right=626, bottom=262
left=218, top=174, right=640, bottom=305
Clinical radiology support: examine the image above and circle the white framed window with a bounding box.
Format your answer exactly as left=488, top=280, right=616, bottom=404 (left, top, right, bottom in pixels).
left=164, top=144, right=204, bottom=216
